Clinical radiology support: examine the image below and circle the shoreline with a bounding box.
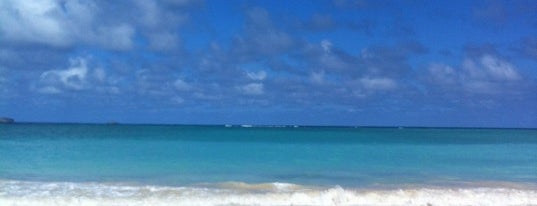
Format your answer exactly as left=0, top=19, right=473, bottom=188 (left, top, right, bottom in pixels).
left=1, top=179, right=536, bottom=206
left=2, top=178, right=537, bottom=191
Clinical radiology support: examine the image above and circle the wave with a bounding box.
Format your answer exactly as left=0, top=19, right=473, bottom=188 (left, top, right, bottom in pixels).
left=1, top=180, right=536, bottom=206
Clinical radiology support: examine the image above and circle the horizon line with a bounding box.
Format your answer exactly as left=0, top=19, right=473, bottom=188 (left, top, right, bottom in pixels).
left=3, top=121, right=537, bottom=130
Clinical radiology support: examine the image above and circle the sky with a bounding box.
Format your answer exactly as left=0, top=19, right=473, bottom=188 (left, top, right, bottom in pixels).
left=0, top=0, right=536, bottom=127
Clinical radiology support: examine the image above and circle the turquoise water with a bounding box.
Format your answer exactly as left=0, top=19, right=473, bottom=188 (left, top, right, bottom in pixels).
left=1, top=124, right=536, bottom=205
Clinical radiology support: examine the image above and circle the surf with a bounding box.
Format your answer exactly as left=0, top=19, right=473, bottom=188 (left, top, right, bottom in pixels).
left=1, top=180, right=536, bottom=206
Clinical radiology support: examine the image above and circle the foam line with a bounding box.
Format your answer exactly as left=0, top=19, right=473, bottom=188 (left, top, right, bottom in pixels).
left=1, top=180, right=536, bottom=206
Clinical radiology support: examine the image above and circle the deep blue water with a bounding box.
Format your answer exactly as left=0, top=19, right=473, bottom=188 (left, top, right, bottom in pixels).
left=1, top=124, right=536, bottom=188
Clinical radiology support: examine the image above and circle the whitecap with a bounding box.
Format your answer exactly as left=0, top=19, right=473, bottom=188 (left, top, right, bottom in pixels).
left=1, top=180, right=536, bottom=206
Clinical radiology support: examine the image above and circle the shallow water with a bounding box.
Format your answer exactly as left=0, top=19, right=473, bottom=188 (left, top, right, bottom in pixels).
left=1, top=124, right=536, bottom=205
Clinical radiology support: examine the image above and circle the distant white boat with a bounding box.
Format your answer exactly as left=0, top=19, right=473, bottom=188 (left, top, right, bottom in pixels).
left=224, top=124, right=233, bottom=128
left=240, top=125, right=253, bottom=128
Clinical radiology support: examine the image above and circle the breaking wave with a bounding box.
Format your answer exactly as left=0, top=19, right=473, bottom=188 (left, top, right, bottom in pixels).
left=1, top=180, right=536, bottom=206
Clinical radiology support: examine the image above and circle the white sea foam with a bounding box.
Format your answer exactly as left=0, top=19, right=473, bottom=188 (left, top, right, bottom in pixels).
left=1, top=180, right=536, bottom=206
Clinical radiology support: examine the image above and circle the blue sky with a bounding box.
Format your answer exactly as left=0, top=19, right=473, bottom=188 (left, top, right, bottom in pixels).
left=0, top=0, right=536, bottom=127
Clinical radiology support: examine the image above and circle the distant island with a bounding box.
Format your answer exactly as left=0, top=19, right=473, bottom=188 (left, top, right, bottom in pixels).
left=0, top=117, right=15, bottom=124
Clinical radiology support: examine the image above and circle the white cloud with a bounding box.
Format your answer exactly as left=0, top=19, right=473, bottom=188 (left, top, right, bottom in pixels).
left=134, top=0, right=189, bottom=51
left=37, top=57, right=119, bottom=94
left=0, top=0, right=71, bottom=47
left=135, top=0, right=189, bottom=29
left=463, top=81, right=496, bottom=94
left=37, top=86, right=62, bottom=94
left=40, top=58, right=89, bottom=91
left=94, top=24, right=135, bottom=50
left=171, top=96, right=184, bottom=104
left=360, top=77, right=397, bottom=90
left=427, top=63, right=457, bottom=85
left=96, top=86, right=120, bottom=94
left=136, top=0, right=161, bottom=28
left=234, top=7, right=295, bottom=57
left=462, top=55, right=521, bottom=81
left=0, top=0, right=134, bottom=50
left=147, top=32, right=180, bottom=51
left=428, top=54, right=523, bottom=94
left=479, top=55, right=520, bottom=81
left=93, top=68, right=106, bottom=82
left=321, top=39, right=333, bottom=52
left=310, top=71, right=325, bottom=85
left=318, top=40, right=351, bottom=71
left=247, top=71, right=267, bottom=81
left=238, top=83, right=264, bottom=95
left=173, top=78, right=193, bottom=91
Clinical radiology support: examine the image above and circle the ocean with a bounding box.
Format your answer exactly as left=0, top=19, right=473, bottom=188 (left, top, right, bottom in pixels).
left=0, top=123, right=536, bottom=205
